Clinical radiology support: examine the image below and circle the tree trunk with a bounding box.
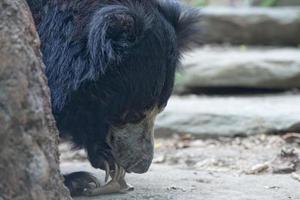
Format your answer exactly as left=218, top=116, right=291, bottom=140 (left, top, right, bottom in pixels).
left=0, top=0, right=71, bottom=199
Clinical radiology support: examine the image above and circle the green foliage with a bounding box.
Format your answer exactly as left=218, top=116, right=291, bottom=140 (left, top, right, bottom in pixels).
left=260, top=0, right=278, bottom=7
left=239, top=44, right=248, bottom=51
left=175, top=72, right=184, bottom=85
left=195, top=0, right=208, bottom=7
left=186, top=0, right=208, bottom=7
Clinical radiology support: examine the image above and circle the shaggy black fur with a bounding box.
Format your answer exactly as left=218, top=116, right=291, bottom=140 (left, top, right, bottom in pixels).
left=26, top=0, right=201, bottom=169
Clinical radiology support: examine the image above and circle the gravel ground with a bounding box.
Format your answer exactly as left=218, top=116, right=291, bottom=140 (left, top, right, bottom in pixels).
left=60, top=134, right=300, bottom=200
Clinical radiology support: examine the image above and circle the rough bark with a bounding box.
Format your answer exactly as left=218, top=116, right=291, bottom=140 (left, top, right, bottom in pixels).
left=0, top=0, right=71, bottom=199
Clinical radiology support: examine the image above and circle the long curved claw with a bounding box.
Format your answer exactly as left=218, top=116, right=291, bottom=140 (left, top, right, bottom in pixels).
left=121, top=169, right=126, bottom=177
left=112, top=163, right=119, bottom=181
left=112, top=164, right=124, bottom=181
left=111, top=166, right=134, bottom=192
left=82, top=163, right=133, bottom=196
left=119, top=173, right=134, bottom=192
left=104, top=161, right=110, bottom=183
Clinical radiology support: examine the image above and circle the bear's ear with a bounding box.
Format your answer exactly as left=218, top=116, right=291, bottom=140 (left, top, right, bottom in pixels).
left=88, top=5, right=147, bottom=73
left=157, top=0, right=202, bottom=52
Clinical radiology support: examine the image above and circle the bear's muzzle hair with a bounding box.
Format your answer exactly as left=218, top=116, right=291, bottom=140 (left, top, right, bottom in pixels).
left=106, top=108, right=159, bottom=173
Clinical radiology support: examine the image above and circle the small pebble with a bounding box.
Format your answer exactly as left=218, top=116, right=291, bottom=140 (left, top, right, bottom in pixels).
left=291, top=173, right=300, bottom=182
left=246, top=163, right=269, bottom=174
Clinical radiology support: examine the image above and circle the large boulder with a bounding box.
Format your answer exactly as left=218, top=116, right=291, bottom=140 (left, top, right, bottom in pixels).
left=155, top=94, right=300, bottom=137
left=178, top=47, right=300, bottom=91
left=253, top=0, right=300, bottom=6
left=199, top=7, right=300, bottom=46
left=186, top=0, right=300, bottom=6
left=0, top=0, right=71, bottom=199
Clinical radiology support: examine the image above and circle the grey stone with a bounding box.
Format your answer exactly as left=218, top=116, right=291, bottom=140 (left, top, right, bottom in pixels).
left=155, top=94, right=300, bottom=137
left=199, top=7, right=300, bottom=46
left=178, top=47, right=300, bottom=90
left=253, top=0, right=300, bottom=6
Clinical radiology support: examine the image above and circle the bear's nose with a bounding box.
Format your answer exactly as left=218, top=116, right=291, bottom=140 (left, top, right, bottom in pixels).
left=127, top=156, right=153, bottom=174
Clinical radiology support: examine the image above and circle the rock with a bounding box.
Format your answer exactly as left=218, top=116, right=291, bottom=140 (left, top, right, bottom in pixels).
left=0, top=1, right=71, bottom=199
left=178, top=47, right=300, bottom=91
left=199, top=7, right=300, bottom=46
left=155, top=94, right=300, bottom=137
left=271, top=148, right=300, bottom=174
left=253, top=0, right=300, bottom=6
left=291, top=172, right=300, bottom=182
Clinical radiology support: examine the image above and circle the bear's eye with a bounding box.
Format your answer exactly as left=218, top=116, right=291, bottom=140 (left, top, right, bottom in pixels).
left=110, top=112, right=145, bottom=127
left=126, top=113, right=145, bottom=124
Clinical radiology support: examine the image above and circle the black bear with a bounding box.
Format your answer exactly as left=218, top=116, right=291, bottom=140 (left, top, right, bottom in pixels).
left=26, top=0, right=202, bottom=196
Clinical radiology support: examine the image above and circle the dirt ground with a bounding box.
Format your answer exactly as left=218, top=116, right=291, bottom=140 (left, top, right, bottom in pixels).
left=60, top=134, right=300, bottom=200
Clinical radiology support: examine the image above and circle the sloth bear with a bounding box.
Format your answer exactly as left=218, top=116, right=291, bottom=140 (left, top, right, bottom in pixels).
left=26, top=0, right=201, bottom=196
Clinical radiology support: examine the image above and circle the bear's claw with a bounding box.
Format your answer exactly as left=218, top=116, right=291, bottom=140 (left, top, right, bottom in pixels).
left=82, top=161, right=134, bottom=196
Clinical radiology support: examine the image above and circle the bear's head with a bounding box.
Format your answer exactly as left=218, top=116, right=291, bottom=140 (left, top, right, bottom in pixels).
left=85, top=0, right=202, bottom=173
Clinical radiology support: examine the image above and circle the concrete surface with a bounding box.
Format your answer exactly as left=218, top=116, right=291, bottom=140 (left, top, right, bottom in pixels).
left=60, top=135, right=300, bottom=200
